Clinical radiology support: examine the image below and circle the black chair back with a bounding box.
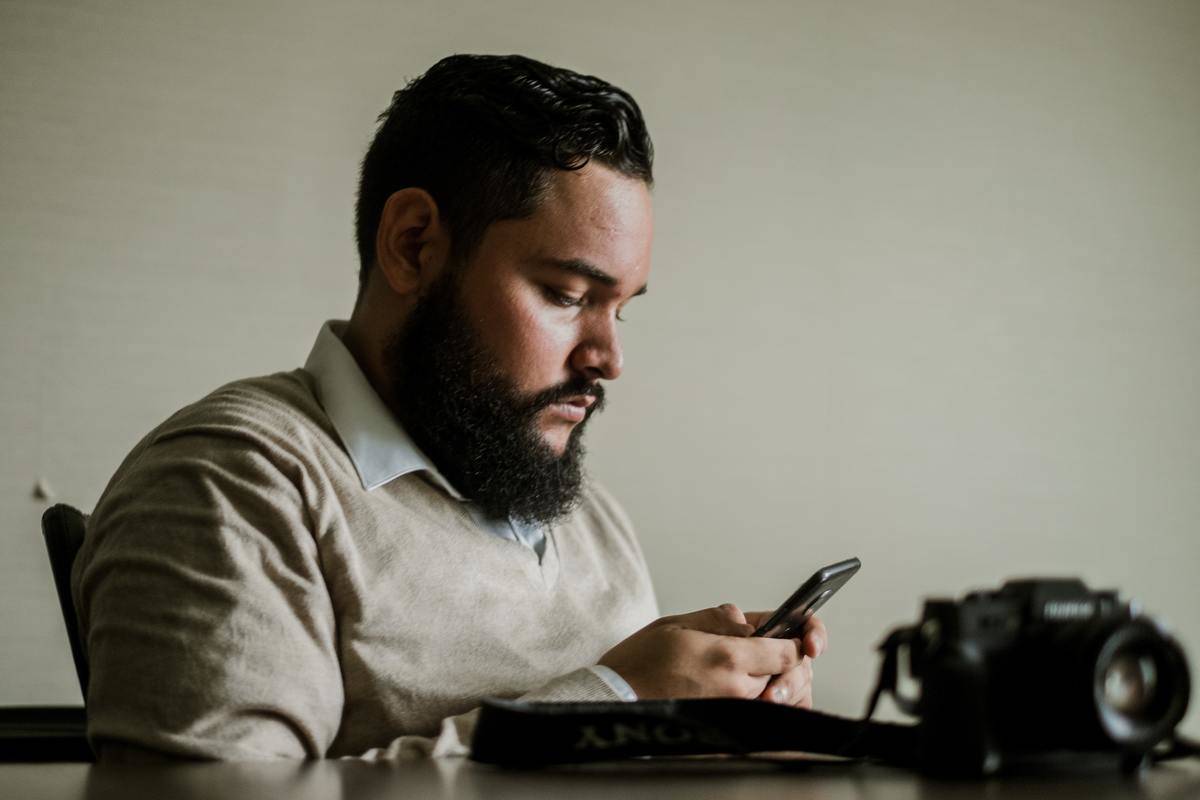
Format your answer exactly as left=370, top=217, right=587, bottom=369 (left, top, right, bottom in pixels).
left=40, top=504, right=90, bottom=701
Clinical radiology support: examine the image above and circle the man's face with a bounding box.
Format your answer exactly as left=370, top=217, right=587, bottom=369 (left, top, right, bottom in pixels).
left=384, top=163, right=652, bottom=524
left=456, top=163, right=654, bottom=453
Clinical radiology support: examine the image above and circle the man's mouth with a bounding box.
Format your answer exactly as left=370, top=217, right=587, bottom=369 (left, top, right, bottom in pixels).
left=547, top=395, right=596, bottom=423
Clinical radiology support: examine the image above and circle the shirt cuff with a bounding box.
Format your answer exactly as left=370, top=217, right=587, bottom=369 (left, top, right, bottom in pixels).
left=587, top=664, right=638, bottom=702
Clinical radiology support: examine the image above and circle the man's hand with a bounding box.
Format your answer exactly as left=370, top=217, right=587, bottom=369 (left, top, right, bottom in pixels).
left=598, top=604, right=820, bottom=702
left=742, top=610, right=827, bottom=708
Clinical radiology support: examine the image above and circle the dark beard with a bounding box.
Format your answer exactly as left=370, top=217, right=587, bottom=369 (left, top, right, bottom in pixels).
left=382, top=272, right=606, bottom=526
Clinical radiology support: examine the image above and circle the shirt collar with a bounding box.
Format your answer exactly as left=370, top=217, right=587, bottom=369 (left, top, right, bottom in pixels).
left=303, top=320, right=465, bottom=498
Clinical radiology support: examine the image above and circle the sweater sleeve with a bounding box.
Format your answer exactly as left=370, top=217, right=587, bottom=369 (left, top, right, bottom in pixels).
left=75, top=430, right=345, bottom=760
left=355, top=666, right=630, bottom=761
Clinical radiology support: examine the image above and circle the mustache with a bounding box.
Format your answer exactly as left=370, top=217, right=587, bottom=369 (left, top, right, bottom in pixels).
left=523, top=378, right=607, bottom=417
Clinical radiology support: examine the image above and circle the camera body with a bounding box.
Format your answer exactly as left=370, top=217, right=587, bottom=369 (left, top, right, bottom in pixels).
left=904, top=578, right=1190, bottom=775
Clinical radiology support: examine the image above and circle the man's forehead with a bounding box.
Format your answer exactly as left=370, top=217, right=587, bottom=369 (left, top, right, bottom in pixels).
left=518, top=165, right=654, bottom=284
left=537, top=162, right=653, bottom=222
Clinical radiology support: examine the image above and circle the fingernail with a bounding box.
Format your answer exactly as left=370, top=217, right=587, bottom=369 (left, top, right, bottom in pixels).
left=773, top=686, right=789, bottom=703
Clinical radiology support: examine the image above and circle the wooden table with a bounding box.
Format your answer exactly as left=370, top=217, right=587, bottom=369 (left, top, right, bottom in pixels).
left=4, top=757, right=1199, bottom=800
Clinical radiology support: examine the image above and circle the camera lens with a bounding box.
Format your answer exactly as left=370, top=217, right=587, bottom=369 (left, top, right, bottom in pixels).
left=1102, top=652, right=1158, bottom=716
left=1092, top=619, right=1190, bottom=748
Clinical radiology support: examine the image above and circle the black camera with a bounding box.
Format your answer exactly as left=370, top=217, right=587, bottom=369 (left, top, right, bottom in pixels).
left=879, top=578, right=1191, bottom=775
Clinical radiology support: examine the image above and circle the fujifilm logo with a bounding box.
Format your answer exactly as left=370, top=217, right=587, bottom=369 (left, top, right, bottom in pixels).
left=1043, top=600, right=1095, bottom=619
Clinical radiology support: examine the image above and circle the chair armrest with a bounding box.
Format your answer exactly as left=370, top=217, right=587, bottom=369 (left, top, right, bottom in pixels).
left=0, top=705, right=92, bottom=762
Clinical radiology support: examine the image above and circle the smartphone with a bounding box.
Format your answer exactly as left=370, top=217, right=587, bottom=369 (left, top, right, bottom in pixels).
left=753, top=557, right=861, bottom=638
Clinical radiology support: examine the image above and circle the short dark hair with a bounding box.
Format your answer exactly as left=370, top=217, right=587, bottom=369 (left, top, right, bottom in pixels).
left=354, top=54, right=654, bottom=290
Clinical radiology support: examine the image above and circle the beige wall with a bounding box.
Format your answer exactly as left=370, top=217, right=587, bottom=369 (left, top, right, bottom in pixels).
left=2, top=0, right=1198, bottom=737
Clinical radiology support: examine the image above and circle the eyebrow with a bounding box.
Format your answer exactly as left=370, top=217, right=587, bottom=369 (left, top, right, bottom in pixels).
left=539, top=257, right=648, bottom=297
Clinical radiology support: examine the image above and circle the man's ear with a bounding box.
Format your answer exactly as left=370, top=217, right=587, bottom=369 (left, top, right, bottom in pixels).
left=374, top=188, right=449, bottom=297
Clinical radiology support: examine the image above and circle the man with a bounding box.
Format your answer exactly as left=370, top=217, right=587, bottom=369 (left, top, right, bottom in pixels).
left=72, top=54, right=826, bottom=761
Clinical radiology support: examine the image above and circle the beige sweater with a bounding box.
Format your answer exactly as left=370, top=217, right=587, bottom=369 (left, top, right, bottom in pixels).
left=72, top=370, right=659, bottom=760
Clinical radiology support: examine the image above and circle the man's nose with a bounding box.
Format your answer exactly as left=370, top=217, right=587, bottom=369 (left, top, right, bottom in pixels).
left=570, top=316, right=623, bottom=381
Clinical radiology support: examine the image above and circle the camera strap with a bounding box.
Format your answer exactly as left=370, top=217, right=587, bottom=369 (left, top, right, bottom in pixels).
left=471, top=628, right=921, bottom=767
left=470, top=695, right=919, bottom=766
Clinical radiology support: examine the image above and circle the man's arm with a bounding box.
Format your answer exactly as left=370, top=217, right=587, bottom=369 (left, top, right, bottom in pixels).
left=95, top=667, right=628, bottom=763
left=75, top=431, right=345, bottom=759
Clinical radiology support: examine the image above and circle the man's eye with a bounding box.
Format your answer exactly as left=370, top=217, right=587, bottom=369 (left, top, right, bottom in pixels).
left=543, top=287, right=583, bottom=308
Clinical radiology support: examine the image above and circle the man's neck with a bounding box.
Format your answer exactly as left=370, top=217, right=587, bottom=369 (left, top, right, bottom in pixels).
left=343, top=305, right=400, bottom=416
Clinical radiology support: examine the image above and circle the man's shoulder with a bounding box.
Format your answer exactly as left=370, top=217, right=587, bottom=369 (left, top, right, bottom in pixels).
left=150, top=369, right=331, bottom=449
left=102, top=370, right=339, bottom=493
